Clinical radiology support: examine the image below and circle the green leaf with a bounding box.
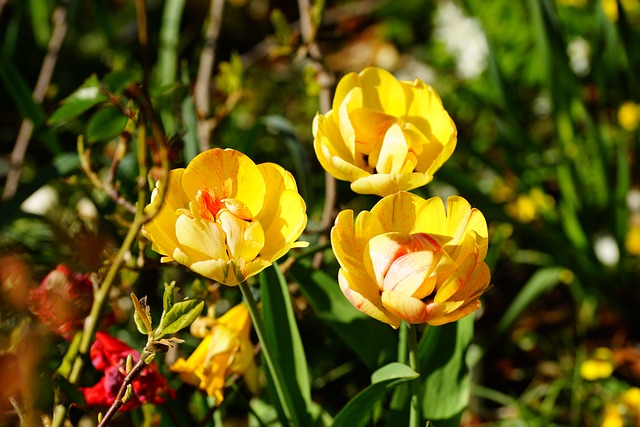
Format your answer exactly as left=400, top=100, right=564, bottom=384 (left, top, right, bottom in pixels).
left=154, top=299, right=204, bottom=339
left=420, top=316, right=474, bottom=426
left=332, top=363, right=418, bottom=427
left=48, top=74, right=108, bottom=125
left=162, top=281, right=177, bottom=314
left=103, top=69, right=142, bottom=94
left=260, top=263, right=313, bottom=426
left=131, top=293, right=153, bottom=335
left=86, top=106, right=128, bottom=142
left=288, top=261, right=397, bottom=369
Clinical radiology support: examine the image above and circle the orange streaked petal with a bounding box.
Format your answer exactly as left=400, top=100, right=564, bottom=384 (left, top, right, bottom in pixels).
left=339, top=270, right=401, bottom=328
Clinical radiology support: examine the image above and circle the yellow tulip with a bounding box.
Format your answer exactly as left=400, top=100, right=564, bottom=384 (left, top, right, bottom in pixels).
left=170, top=303, right=259, bottom=405
left=331, top=192, right=490, bottom=328
left=313, top=67, right=456, bottom=197
left=142, top=148, right=308, bottom=286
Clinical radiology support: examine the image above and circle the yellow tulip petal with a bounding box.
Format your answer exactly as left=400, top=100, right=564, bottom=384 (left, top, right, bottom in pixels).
left=434, top=250, right=478, bottom=303
left=425, top=300, right=480, bottom=326
left=375, top=124, right=409, bottom=174
left=444, top=197, right=488, bottom=260
left=175, top=215, right=228, bottom=262
left=241, top=258, right=272, bottom=282
left=381, top=291, right=439, bottom=324
left=182, top=148, right=265, bottom=217
left=331, top=209, right=384, bottom=275
left=339, top=270, right=401, bottom=328
left=339, top=268, right=382, bottom=306
left=259, top=189, right=308, bottom=262
left=332, top=71, right=360, bottom=111
left=218, top=211, right=264, bottom=261
left=383, top=251, right=436, bottom=297
left=351, top=172, right=432, bottom=196
left=349, top=107, right=397, bottom=152
left=402, top=80, right=456, bottom=145
left=217, top=303, right=251, bottom=332
left=364, top=232, right=416, bottom=286
left=188, top=258, right=229, bottom=284
left=371, top=192, right=430, bottom=233
left=358, top=67, right=406, bottom=117
left=142, top=169, right=188, bottom=259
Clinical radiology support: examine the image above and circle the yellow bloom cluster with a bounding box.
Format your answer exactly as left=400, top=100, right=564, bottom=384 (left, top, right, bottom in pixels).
left=316, top=67, right=491, bottom=328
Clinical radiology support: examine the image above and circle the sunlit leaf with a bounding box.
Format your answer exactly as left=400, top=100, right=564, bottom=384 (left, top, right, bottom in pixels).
left=86, top=106, right=128, bottom=142
left=154, top=299, right=204, bottom=339
left=48, top=74, right=108, bottom=125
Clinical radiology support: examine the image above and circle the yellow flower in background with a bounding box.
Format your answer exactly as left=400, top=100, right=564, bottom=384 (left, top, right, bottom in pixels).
left=142, top=148, right=308, bottom=286
left=505, top=188, right=555, bottom=223
left=602, top=404, right=624, bottom=427
left=331, top=192, right=490, bottom=328
left=625, top=224, right=640, bottom=256
left=580, top=347, right=614, bottom=381
left=313, top=67, right=457, bottom=197
left=618, top=101, right=639, bottom=131
left=170, top=303, right=258, bottom=405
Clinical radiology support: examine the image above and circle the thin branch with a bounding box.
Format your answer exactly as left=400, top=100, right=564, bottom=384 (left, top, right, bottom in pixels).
left=194, top=0, right=225, bottom=152
left=296, top=0, right=336, bottom=267
left=2, top=0, right=70, bottom=200
left=97, top=357, right=148, bottom=427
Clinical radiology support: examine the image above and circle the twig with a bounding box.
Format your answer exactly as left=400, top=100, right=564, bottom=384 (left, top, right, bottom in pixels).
left=97, top=357, right=148, bottom=427
left=194, top=0, right=225, bottom=152
left=0, top=0, right=9, bottom=18
left=296, top=0, right=336, bottom=268
left=2, top=0, right=70, bottom=200
left=77, top=137, right=137, bottom=214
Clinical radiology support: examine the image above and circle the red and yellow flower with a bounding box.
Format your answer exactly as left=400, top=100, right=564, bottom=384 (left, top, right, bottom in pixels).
left=331, top=192, right=490, bottom=328
left=142, top=148, right=308, bottom=286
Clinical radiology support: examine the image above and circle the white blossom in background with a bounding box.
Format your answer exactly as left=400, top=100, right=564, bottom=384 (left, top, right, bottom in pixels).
left=567, top=37, right=590, bottom=76
left=593, top=234, right=620, bottom=267
left=20, top=185, right=59, bottom=216
left=433, top=0, right=488, bottom=79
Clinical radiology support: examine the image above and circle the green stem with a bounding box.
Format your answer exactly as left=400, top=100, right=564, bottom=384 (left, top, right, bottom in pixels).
left=406, top=322, right=421, bottom=427
left=239, top=282, right=298, bottom=427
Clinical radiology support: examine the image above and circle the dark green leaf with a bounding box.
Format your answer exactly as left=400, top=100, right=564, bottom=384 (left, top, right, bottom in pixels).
left=155, top=299, right=204, bottom=339
left=260, top=263, right=313, bottom=426
left=288, top=261, right=396, bottom=369
left=86, top=107, right=128, bottom=142
left=48, top=75, right=108, bottom=125
left=103, top=69, right=142, bottom=94
left=332, top=363, right=418, bottom=427
left=420, top=316, right=474, bottom=426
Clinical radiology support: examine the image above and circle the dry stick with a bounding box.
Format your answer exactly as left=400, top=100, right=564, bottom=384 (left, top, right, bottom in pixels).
left=194, top=0, right=225, bottom=152
left=96, top=358, right=147, bottom=427
left=2, top=0, right=70, bottom=200
left=0, top=0, right=9, bottom=18
left=296, top=0, right=336, bottom=268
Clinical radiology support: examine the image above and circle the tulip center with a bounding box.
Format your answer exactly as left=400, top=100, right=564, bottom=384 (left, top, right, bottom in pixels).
left=195, top=184, right=253, bottom=223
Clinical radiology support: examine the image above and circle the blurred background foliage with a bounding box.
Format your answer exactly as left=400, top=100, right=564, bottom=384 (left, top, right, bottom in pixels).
left=2, top=0, right=640, bottom=426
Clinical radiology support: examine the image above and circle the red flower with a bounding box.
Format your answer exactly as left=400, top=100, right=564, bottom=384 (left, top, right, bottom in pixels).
left=28, top=264, right=94, bottom=339
left=81, top=332, right=175, bottom=410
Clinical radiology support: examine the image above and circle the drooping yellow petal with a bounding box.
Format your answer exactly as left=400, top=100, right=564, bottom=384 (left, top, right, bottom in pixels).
left=175, top=215, right=228, bottom=262
left=339, top=270, right=401, bottom=328
left=218, top=211, right=264, bottom=261
left=142, top=169, right=188, bottom=260
left=259, top=189, right=308, bottom=262
left=351, top=173, right=433, bottom=197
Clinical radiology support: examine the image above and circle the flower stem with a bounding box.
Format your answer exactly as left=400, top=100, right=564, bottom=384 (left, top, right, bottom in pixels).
left=406, top=322, right=421, bottom=427
left=239, top=282, right=298, bottom=427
